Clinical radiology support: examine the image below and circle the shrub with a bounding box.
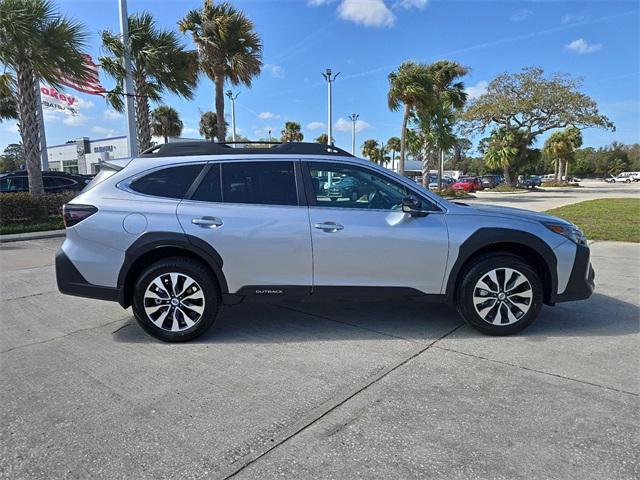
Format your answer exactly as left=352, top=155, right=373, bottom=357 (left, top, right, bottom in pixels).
left=0, top=192, right=76, bottom=224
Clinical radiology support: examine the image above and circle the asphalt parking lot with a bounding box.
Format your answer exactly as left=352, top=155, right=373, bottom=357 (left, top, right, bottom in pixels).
left=1, top=188, right=639, bottom=479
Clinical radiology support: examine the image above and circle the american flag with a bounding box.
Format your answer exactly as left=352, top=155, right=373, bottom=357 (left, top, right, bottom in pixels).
left=58, top=54, right=106, bottom=96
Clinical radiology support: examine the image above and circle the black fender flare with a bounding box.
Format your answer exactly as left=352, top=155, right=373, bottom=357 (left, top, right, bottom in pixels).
left=445, top=228, right=558, bottom=302
left=117, top=232, right=228, bottom=306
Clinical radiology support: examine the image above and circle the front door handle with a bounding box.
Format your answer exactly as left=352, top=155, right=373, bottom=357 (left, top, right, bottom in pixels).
left=192, top=216, right=223, bottom=228
left=314, top=221, right=344, bottom=232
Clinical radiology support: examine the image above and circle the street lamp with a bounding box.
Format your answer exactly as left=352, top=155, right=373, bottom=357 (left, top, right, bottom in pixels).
left=321, top=68, right=340, bottom=146
left=226, top=90, right=239, bottom=143
left=348, top=113, right=359, bottom=155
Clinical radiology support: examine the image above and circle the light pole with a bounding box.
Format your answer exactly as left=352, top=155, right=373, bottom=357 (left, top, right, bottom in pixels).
left=226, top=90, right=239, bottom=142
left=118, top=0, right=137, bottom=157
left=348, top=113, right=359, bottom=155
left=321, top=68, right=340, bottom=145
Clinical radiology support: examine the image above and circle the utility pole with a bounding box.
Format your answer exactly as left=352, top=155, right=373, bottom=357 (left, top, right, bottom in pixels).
left=348, top=113, right=359, bottom=155
left=438, top=148, right=445, bottom=192
left=35, top=86, right=48, bottom=171
left=321, top=68, right=340, bottom=146
left=226, top=90, right=239, bottom=142
left=119, top=0, right=137, bottom=157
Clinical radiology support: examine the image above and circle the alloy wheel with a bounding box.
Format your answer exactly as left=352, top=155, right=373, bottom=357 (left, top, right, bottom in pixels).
left=472, top=267, right=533, bottom=325
left=143, top=272, right=205, bottom=332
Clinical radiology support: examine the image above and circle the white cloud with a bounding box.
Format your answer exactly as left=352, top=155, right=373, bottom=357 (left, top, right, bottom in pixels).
left=338, top=0, right=395, bottom=27
left=306, top=121, right=326, bottom=131
left=76, top=97, right=94, bottom=110
left=335, top=117, right=370, bottom=133
left=566, top=38, right=602, bottom=54
left=307, top=0, right=334, bottom=5
left=394, top=0, right=427, bottom=9
left=91, top=126, right=115, bottom=137
left=465, top=80, right=488, bottom=100
left=43, top=110, right=61, bottom=123
left=104, top=109, right=123, bottom=120
left=264, top=64, right=284, bottom=78
left=258, top=111, right=280, bottom=120
left=561, top=13, right=587, bottom=24
left=63, top=113, right=90, bottom=126
left=510, top=9, right=532, bottom=22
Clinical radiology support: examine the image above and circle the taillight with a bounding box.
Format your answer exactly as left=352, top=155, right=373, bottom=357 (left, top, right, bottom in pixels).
left=63, top=204, right=97, bottom=227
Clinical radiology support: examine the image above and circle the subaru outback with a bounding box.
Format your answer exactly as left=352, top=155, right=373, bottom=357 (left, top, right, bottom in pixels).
left=56, top=142, right=594, bottom=342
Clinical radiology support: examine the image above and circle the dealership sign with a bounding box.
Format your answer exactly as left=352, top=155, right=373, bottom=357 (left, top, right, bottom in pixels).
left=40, top=85, right=79, bottom=116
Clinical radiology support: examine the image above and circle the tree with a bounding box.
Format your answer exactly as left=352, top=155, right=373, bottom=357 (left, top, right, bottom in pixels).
left=180, top=1, right=262, bottom=143
left=0, top=143, right=24, bottom=171
left=101, top=12, right=198, bottom=152
left=281, top=121, right=303, bottom=142
left=0, top=0, right=91, bottom=195
left=388, top=61, right=434, bottom=176
left=315, top=133, right=329, bottom=144
left=465, top=68, right=613, bottom=139
left=482, top=128, right=533, bottom=185
left=199, top=111, right=223, bottom=141
left=362, top=139, right=380, bottom=164
left=151, top=106, right=183, bottom=143
left=387, top=136, right=400, bottom=170
left=451, top=137, right=472, bottom=170
left=543, top=127, right=583, bottom=181
left=0, top=73, right=17, bottom=121
left=413, top=61, right=469, bottom=187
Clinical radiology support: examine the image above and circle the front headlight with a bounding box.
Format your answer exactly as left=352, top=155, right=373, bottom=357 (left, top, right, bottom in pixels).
left=542, top=222, right=587, bottom=245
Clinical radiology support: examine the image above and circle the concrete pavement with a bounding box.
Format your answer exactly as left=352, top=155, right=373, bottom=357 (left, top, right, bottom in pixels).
left=1, top=234, right=638, bottom=479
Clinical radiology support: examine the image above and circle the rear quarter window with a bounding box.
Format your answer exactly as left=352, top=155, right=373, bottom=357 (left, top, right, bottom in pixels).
left=129, top=164, right=204, bottom=199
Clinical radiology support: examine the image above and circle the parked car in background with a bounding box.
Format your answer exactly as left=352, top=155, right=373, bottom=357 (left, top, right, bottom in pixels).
left=481, top=174, right=502, bottom=189
left=0, top=171, right=91, bottom=193
left=452, top=176, right=483, bottom=192
left=518, top=175, right=542, bottom=188
left=428, top=175, right=455, bottom=190
left=606, top=173, right=634, bottom=183
left=327, top=175, right=375, bottom=201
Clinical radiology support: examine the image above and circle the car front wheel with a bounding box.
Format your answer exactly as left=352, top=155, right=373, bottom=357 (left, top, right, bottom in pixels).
left=457, top=254, right=543, bottom=335
left=132, top=257, right=220, bottom=342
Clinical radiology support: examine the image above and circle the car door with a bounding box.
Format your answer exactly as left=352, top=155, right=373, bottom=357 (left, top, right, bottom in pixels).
left=177, top=160, right=313, bottom=294
left=304, top=161, right=449, bottom=294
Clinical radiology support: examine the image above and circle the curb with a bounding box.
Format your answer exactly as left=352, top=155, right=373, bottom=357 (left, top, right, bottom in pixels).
left=0, top=229, right=66, bottom=244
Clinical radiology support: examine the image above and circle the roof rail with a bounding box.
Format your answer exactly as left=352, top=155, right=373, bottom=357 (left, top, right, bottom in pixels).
left=139, top=141, right=354, bottom=158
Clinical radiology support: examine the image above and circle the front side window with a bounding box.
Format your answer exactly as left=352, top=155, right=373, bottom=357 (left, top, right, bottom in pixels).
left=129, top=164, right=203, bottom=199
left=308, top=162, right=432, bottom=211
left=220, top=161, right=297, bottom=206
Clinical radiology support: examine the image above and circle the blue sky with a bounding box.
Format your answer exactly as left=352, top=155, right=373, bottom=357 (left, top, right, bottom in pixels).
left=2, top=0, right=639, bottom=155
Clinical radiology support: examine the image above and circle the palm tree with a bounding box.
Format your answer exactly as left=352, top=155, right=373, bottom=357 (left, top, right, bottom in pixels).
left=387, top=61, right=433, bottom=176
left=387, top=136, right=400, bottom=171
left=315, top=133, right=328, bottom=144
left=543, top=127, right=583, bottom=182
left=281, top=122, right=303, bottom=142
left=0, top=0, right=90, bottom=195
left=199, top=111, right=223, bottom=141
left=151, top=106, right=183, bottom=143
left=180, top=1, right=262, bottom=143
left=362, top=139, right=380, bottom=163
left=483, top=127, right=531, bottom=186
left=101, top=12, right=198, bottom=152
left=0, top=73, right=17, bottom=121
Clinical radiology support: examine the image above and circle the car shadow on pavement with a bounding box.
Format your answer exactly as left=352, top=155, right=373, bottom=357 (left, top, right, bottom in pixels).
left=111, top=293, right=638, bottom=344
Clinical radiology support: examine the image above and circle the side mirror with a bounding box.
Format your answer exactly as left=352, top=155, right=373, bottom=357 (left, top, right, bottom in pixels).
left=401, top=195, right=428, bottom=217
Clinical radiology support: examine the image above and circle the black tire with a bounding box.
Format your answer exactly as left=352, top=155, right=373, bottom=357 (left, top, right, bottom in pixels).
left=350, top=190, right=359, bottom=202
left=457, top=254, right=543, bottom=335
left=132, top=256, right=220, bottom=342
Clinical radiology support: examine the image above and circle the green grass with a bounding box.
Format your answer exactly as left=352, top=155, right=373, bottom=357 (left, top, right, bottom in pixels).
left=546, top=198, right=640, bottom=243
left=0, top=216, right=64, bottom=235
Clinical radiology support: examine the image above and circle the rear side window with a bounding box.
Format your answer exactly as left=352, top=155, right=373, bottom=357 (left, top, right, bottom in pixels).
left=130, top=164, right=203, bottom=199
left=191, top=163, right=222, bottom=202
left=220, top=161, right=297, bottom=206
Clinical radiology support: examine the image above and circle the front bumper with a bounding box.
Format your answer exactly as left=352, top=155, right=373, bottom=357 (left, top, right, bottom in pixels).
left=550, top=244, right=595, bottom=303
left=56, top=249, right=121, bottom=303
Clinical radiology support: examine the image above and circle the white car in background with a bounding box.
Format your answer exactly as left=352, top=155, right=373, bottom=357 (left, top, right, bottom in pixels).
left=609, top=173, right=635, bottom=183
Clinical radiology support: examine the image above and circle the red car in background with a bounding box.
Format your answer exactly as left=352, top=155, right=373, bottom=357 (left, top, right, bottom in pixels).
left=452, top=176, right=483, bottom=192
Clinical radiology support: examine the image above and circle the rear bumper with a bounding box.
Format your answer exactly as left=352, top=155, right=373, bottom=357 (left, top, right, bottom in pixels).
left=55, top=249, right=121, bottom=303
left=550, top=244, right=595, bottom=303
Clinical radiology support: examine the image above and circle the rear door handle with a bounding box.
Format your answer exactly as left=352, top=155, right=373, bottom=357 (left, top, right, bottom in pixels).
left=192, top=216, right=223, bottom=228
left=314, top=221, right=344, bottom=232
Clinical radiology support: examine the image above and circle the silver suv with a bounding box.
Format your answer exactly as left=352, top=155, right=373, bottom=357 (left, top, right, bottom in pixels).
left=56, top=142, right=595, bottom=342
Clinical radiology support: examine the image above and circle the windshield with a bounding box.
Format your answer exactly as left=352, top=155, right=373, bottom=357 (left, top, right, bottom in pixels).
left=82, top=164, right=119, bottom=192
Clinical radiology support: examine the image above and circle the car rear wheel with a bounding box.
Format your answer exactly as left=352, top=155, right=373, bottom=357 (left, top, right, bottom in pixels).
left=457, top=254, right=543, bottom=335
left=132, top=257, right=220, bottom=342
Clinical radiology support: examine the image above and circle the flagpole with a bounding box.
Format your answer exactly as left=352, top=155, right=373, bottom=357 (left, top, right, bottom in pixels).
left=119, top=0, right=137, bottom=157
